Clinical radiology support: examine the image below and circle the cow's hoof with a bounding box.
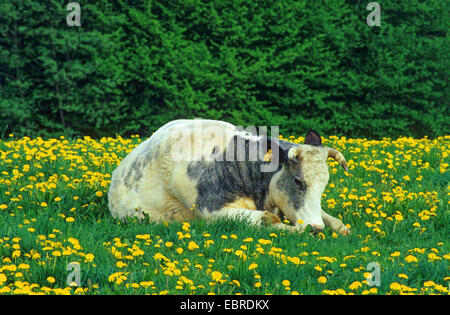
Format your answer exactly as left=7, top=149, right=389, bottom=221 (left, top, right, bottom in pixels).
left=261, top=211, right=282, bottom=226
left=269, top=222, right=299, bottom=233
left=339, top=226, right=351, bottom=236
left=287, top=225, right=301, bottom=233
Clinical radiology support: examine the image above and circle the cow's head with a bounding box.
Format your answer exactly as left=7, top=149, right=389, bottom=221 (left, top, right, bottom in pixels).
left=266, top=130, right=348, bottom=232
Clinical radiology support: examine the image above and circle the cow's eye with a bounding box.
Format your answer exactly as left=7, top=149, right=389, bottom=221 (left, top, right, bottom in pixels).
left=293, top=177, right=306, bottom=190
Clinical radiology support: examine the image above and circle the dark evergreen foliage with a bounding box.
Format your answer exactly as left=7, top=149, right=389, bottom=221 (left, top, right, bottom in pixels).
left=0, top=0, right=448, bottom=138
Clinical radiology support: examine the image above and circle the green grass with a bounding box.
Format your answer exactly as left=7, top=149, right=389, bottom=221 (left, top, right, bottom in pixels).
left=0, top=135, right=448, bottom=295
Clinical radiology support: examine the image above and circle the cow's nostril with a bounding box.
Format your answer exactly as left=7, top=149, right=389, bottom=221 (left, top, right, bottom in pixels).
left=310, top=224, right=324, bottom=234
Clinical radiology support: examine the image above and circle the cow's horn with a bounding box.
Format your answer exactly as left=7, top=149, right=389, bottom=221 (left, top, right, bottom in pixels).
left=327, top=148, right=348, bottom=172
left=287, top=147, right=300, bottom=164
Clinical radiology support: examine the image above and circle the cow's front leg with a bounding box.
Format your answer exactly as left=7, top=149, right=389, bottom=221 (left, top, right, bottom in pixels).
left=321, top=210, right=350, bottom=235
left=209, top=207, right=297, bottom=232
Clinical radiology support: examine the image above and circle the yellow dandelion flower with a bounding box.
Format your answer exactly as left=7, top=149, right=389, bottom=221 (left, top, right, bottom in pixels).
left=318, top=276, right=327, bottom=284
left=390, top=282, right=402, bottom=291
left=405, top=255, right=418, bottom=263
left=211, top=271, right=223, bottom=282
left=348, top=281, right=362, bottom=290
left=85, top=253, right=95, bottom=262
left=248, top=263, right=258, bottom=270
left=187, top=241, right=199, bottom=251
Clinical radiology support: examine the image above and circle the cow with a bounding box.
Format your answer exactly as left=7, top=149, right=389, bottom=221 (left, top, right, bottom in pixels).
left=108, top=119, right=350, bottom=235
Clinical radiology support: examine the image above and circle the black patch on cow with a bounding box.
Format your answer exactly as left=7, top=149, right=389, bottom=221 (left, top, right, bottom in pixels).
left=275, top=167, right=306, bottom=210
left=187, top=160, right=275, bottom=213
left=140, top=138, right=161, bottom=167
left=210, top=146, right=219, bottom=159
left=260, top=137, right=296, bottom=164
left=187, top=134, right=299, bottom=214
left=123, top=157, right=144, bottom=189
left=123, top=138, right=159, bottom=189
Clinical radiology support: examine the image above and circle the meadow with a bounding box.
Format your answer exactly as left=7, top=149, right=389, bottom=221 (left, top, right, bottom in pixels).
left=0, top=133, right=448, bottom=295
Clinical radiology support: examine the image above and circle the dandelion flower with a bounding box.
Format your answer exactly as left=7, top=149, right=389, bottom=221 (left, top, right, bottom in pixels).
left=211, top=271, right=223, bottom=282
left=85, top=253, right=95, bottom=262
left=318, top=276, right=327, bottom=284
left=188, top=241, right=199, bottom=251
left=348, top=281, right=362, bottom=290
left=389, top=282, right=402, bottom=291
left=405, top=255, right=418, bottom=263
left=248, top=263, right=258, bottom=270
left=116, top=261, right=127, bottom=268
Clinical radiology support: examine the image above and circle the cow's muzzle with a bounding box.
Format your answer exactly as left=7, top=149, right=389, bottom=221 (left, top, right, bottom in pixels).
left=309, top=224, right=324, bottom=235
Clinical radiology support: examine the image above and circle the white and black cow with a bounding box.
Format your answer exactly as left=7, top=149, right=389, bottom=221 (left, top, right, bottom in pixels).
left=108, top=119, right=350, bottom=235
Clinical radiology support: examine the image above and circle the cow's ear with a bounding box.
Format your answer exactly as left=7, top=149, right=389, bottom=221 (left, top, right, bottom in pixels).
left=305, top=130, right=322, bottom=146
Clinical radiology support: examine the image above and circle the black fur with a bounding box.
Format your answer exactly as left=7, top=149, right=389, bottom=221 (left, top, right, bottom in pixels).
left=187, top=134, right=299, bottom=214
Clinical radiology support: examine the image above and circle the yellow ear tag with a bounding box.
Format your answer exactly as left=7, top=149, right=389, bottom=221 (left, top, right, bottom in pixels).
left=263, top=150, right=272, bottom=162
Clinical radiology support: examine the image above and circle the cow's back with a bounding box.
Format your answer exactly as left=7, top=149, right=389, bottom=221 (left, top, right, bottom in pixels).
left=108, top=119, right=237, bottom=220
